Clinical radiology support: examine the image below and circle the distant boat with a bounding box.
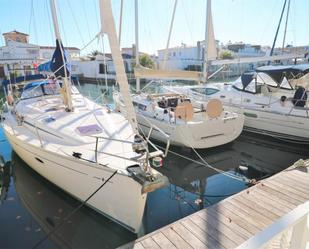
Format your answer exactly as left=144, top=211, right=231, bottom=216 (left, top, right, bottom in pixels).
left=114, top=89, right=244, bottom=149
left=170, top=70, right=309, bottom=143
left=1, top=0, right=168, bottom=233
left=114, top=0, right=244, bottom=149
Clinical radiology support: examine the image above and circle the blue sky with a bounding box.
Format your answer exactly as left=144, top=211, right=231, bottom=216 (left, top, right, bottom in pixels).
left=0, top=0, right=308, bottom=55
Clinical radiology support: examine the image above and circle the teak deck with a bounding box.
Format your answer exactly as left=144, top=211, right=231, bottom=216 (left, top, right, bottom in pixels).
left=118, top=160, right=309, bottom=249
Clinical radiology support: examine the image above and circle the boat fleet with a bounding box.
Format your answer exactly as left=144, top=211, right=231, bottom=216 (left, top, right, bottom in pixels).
left=1, top=0, right=309, bottom=235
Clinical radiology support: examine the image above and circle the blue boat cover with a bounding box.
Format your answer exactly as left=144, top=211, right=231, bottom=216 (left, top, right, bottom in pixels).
left=2, top=74, right=46, bottom=89
left=50, top=39, right=70, bottom=77
left=256, top=64, right=309, bottom=83
left=241, top=71, right=256, bottom=89
left=24, top=81, right=49, bottom=90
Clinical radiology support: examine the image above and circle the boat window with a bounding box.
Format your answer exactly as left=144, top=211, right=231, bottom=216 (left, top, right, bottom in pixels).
left=138, top=103, right=147, bottom=111
left=167, top=98, right=178, bottom=107
left=256, top=72, right=277, bottom=87
left=280, top=76, right=293, bottom=90
left=245, top=80, right=258, bottom=93
left=232, top=77, right=244, bottom=91
left=191, top=87, right=207, bottom=94
left=205, top=88, right=219, bottom=95
left=233, top=76, right=260, bottom=94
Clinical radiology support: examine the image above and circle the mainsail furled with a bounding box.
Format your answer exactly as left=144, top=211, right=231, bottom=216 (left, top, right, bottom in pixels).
left=50, top=39, right=70, bottom=78
left=206, top=2, right=217, bottom=60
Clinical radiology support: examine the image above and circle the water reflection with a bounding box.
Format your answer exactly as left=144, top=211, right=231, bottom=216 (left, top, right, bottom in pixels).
left=11, top=153, right=136, bottom=249
left=0, top=155, right=11, bottom=204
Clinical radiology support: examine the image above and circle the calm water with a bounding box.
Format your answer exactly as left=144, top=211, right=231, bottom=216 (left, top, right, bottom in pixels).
left=1, top=83, right=309, bottom=249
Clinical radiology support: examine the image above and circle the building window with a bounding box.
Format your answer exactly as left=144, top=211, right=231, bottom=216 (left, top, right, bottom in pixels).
left=43, top=52, right=50, bottom=59
left=99, top=63, right=107, bottom=74
left=71, top=65, right=77, bottom=72
left=27, top=49, right=38, bottom=55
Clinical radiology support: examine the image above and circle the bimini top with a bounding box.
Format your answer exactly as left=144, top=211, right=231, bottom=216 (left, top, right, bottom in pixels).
left=21, top=80, right=60, bottom=99
left=24, top=80, right=49, bottom=90
left=256, top=64, right=309, bottom=83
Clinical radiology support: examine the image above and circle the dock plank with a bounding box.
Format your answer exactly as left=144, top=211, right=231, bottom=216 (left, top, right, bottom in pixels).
left=255, top=184, right=301, bottom=206
left=226, top=199, right=272, bottom=227
left=232, top=194, right=280, bottom=221
left=205, top=207, right=252, bottom=240
left=118, top=166, right=309, bottom=249
left=151, top=232, right=176, bottom=249
left=171, top=222, right=206, bottom=249
left=209, top=203, right=259, bottom=235
left=140, top=238, right=160, bottom=249
left=189, top=212, right=237, bottom=249
left=239, top=188, right=287, bottom=217
left=267, top=178, right=309, bottom=200
left=221, top=200, right=266, bottom=231
left=196, top=208, right=246, bottom=244
left=180, top=218, right=222, bottom=249
left=253, top=186, right=297, bottom=210
left=161, top=227, right=192, bottom=249
left=278, top=173, right=309, bottom=193
left=263, top=182, right=308, bottom=203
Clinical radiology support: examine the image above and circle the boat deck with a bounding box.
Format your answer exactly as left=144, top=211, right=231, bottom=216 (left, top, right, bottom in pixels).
left=118, top=159, right=309, bottom=249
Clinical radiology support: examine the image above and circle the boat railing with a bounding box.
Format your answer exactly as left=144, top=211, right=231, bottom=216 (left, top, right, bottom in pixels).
left=138, top=115, right=171, bottom=157
left=236, top=201, right=309, bottom=249
left=91, top=133, right=169, bottom=166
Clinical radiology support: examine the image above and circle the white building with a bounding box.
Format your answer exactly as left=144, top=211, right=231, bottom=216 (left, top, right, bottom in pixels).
left=226, top=43, right=266, bottom=57
left=0, top=30, right=80, bottom=80
left=72, top=53, right=135, bottom=80
left=157, top=41, right=267, bottom=71
left=157, top=40, right=219, bottom=71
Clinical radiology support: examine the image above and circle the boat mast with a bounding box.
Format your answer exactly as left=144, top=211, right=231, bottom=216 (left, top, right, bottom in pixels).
left=135, top=0, right=140, bottom=92
left=49, top=0, right=73, bottom=111
left=162, top=0, right=178, bottom=70
left=118, top=0, right=124, bottom=44
left=268, top=0, right=288, bottom=65
left=99, top=0, right=139, bottom=133
left=282, top=0, right=291, bottom=52
left=202, top=0, right=211, bottom=82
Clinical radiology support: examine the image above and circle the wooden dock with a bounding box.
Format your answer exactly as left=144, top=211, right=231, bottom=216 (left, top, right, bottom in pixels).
left=119, top=159, right=309, bottom=249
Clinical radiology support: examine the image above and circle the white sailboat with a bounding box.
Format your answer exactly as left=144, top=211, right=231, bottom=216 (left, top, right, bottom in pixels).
left=114, top=90, right=243, bottom=149
left=172, top=71, right=309, bottom=143
left=113, top=0, right=244, bottom=149
left=165, top=0, right=309, bottom=143
left=1, top=0, right=168, bottom=233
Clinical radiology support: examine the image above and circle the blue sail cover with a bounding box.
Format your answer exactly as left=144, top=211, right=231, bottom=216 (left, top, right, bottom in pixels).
left=241, top=71, right=256, bottom=89
left=50, top=39, right=70, bottom=77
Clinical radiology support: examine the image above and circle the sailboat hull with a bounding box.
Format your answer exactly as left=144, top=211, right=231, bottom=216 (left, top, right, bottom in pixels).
left=227, top=106, right=309, bottom=143
left=136, top=113, right=244, bottom=148
left=3, top=126, right=147, bottom=233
